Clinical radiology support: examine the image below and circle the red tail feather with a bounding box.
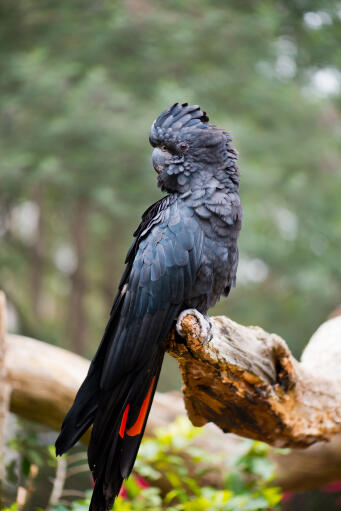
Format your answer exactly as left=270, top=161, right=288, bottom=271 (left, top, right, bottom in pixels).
left=119, top=404, right=130, bottom=438
left=126, top=377, right=155, bottom=437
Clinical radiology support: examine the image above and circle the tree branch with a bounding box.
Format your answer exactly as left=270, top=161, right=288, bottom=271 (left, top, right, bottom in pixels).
left=167, top=313, right=341, bottom=448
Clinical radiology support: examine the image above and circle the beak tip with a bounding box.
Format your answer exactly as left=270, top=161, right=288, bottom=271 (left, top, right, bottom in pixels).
left=152, top=147, right=166, bottom=174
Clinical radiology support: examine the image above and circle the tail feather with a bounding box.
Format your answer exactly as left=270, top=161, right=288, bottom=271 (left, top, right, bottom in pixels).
left=87, top=374, right=135, bottom=471
left=55, top=303, right=165, bottom=511
left=55, top=368, right=99, bottom=456
left=89, top=351, right=164, bottom=511
left=55, top=314, right=119, bottom=456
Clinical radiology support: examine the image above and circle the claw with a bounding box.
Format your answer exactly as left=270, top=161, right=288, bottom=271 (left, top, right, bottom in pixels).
left=176, top=308, right=213, bottom=345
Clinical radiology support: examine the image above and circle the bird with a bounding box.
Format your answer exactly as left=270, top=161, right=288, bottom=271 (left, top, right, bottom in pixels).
left=55, top=102, right=242, bottom=511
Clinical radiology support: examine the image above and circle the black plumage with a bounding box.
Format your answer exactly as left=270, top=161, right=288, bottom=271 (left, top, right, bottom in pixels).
left=55, top=102, right=242, bottom=511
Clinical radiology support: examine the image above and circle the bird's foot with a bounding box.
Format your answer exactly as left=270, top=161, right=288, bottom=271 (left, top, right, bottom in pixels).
left=176, top=309, right=213, bottom=345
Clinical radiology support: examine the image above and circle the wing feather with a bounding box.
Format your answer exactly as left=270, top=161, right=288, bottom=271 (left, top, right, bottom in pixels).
left=100, top=200, right=203, bottom=392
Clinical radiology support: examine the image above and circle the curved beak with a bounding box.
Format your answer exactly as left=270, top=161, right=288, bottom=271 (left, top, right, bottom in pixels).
left=152, top=147, right=168, bottom=174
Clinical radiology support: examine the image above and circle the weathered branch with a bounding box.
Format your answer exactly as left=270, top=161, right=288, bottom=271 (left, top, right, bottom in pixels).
left=168, top=313, right=341, bottom=448
left=3, top=305, right=341, bottom=491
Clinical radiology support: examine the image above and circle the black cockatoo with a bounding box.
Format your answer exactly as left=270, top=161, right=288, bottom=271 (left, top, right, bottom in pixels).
left=55, top=103, right=242, bottom=510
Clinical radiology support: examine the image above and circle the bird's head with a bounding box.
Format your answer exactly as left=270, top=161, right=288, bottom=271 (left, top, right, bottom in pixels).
left=149, top=103, right=238, bottom=193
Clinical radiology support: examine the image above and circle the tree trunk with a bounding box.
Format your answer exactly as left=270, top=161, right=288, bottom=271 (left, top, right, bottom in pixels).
left=69, top=198, right=89, bottom=355
left=30, top=187, right=45, bottom=321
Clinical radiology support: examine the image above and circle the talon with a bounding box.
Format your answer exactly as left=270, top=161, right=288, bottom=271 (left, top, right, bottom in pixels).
left=176, top=308, right=213, bottom=344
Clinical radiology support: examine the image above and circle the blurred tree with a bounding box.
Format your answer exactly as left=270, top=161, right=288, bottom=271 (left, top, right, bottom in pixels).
left=0, top=0, right=340, bottom=362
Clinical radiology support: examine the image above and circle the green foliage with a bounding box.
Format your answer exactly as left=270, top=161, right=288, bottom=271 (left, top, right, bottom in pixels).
left=133, top=418, right=282, bottom=510
left=47, top=418, right=282, bottom=511
left=4, top=418, right=282, bottom=510
left=6, top=427, right=45, bottom=485
left=2, top=504, right=18, bottom=511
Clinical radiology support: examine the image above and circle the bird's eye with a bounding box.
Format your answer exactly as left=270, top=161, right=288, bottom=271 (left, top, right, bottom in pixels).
left=161, top=145, right=167, bottom=152
left=178, top=143, right=188, bottom=152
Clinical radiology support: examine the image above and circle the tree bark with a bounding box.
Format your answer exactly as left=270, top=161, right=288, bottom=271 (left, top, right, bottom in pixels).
left=3, top=309, right=341, bottom=491
left=69, top=198, right=89, bottom=356
left=168, top=313, right=341, bottom=448
left=30, top=187, right=45, bottom=321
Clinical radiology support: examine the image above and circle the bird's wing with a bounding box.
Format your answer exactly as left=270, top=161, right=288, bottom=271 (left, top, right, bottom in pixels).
left=108, top=194, right=177, bottom=318
left=99, top=197, right=204, bottom=390
left=89, top=194, right=176, bottom=369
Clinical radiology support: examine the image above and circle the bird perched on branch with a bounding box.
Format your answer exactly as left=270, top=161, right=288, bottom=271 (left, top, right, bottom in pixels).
left=55, top=103, right=242, bottom=510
